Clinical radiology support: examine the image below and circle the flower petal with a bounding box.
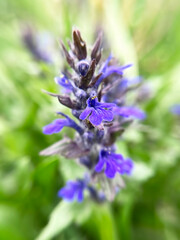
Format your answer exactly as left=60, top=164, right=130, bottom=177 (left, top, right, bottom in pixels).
left=89, top=109, right=102, bottom=125
left=54, top=75, right=72, bottom=90
left=98, top=102, right=116, bottom=109
left=121, top=158, right=134, bottom=175
left=105, top=162, right=116, bottom=178
left=95, top=159, right=105, bottom=172
left=43, top=123, right=64, bottom=134
left=58, top=187, right=75, bottom=201
left=77, top=190, right=84, bottom=202
left=114, top=106, right=146, bottom=120
left=79, top=107, right=92, bottom=120
left=98, top=108, right=114, bottom=122
left=43, top=119, right=68, bottom=135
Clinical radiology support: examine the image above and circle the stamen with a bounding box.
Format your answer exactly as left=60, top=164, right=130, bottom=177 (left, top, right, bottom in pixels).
left=91, top=96, right=97, bottom=100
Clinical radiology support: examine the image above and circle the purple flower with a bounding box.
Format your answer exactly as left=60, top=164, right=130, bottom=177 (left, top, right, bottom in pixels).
left=95, top=149, right=125, bottom=178
left=79, top=97, right=116, bottom=126
left=43, top=119, right=70, bottom=134
left=171, top=104, right=180, bottom=115
left=43, top=112, right=83, bottom=135
left=54, top=74, right=73, bottom=92
left=113, top=106, right=146, bottom=120
left=58, top=180, right=86, bottom=202
left=95, top=150, right=134, bottom=178
left=95, top=55, right=132, bottom=86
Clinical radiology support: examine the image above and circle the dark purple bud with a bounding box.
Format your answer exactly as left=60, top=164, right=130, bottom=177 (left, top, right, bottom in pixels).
left=80, top=59, right=96, bottom=88
left=77, top=60, right=89, bottom=76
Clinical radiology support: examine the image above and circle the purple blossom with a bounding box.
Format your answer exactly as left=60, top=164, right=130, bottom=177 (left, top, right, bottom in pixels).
left=43, top=119, right=70, bottom=134
left=113, top=106, right=146, bottom=120
left=95, top=149, right=132, bottom=178
left=79, top=97, right=116, bottom=126
left=43, top=112, right=83, bottom=135
left=95, top=55, right=132, bottom=86
left=54, top=75, right=73, bottom=92
left=171, top=104, right=180, bottom=115
left=58, top=180, right=86, bottom=202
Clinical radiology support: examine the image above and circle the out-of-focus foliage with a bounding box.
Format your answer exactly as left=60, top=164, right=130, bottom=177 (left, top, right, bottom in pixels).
left=0, top=0, right=180, bottom=239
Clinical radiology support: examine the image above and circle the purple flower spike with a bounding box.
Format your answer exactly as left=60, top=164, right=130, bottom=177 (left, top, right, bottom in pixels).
left=55, top=74, right=73, bottom=92
left=79, top=97, right=116, bottom=126
left=114, top=106, right=146, bottom=120
left=171, top=104, right=180, bottom=115
left=95, top=149, right=125, bottom=178
left=43, top=119, right=69, bottom=134
left=58, top=180, right=86, bottom=202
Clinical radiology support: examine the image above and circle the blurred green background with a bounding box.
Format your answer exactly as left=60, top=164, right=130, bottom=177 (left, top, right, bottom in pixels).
left=0, top=0, right=180, bottom=239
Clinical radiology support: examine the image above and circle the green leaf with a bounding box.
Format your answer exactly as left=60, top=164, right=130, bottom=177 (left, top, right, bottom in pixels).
left=36, top=201, right=91, bottom=240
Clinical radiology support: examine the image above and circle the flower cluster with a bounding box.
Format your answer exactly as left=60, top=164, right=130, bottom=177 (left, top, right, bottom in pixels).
left=40, top=29, right=146, bottom=202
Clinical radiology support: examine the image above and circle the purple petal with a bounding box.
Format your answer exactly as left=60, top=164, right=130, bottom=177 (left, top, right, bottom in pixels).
left=98, top=102, right=116, bottom=109
left=95, top=59, right=131, bottom=86
left=105, top=64, right=132, bottom=77
left=89, top=109, right=102, bottom=126
left=43, top=119, right=68, bottom=135
left=77, top=190, right=84, bottom=202
left=54, top=75, right=72, bottom=90
left=114, top=106, right=146, bottom=120
left=105, top=162, right=116, bottom=178
left=122, top=158, right=134, bottom=175
left=79, top=107, right=92, bottom=120
left=98, top=108, right=114, bottom=122
left=110, top=153, right=124, bottom=161
left=97, top=64, right=132, bottom=86
left=95, top=159, right=105, bottom=172
left=43, top=124, right=63, bottom=134
left=58, top=187, right=75, bottom=201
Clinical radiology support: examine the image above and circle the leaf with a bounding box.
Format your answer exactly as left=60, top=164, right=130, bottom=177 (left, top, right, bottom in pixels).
left=36, top=201, right=91, bottom=240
